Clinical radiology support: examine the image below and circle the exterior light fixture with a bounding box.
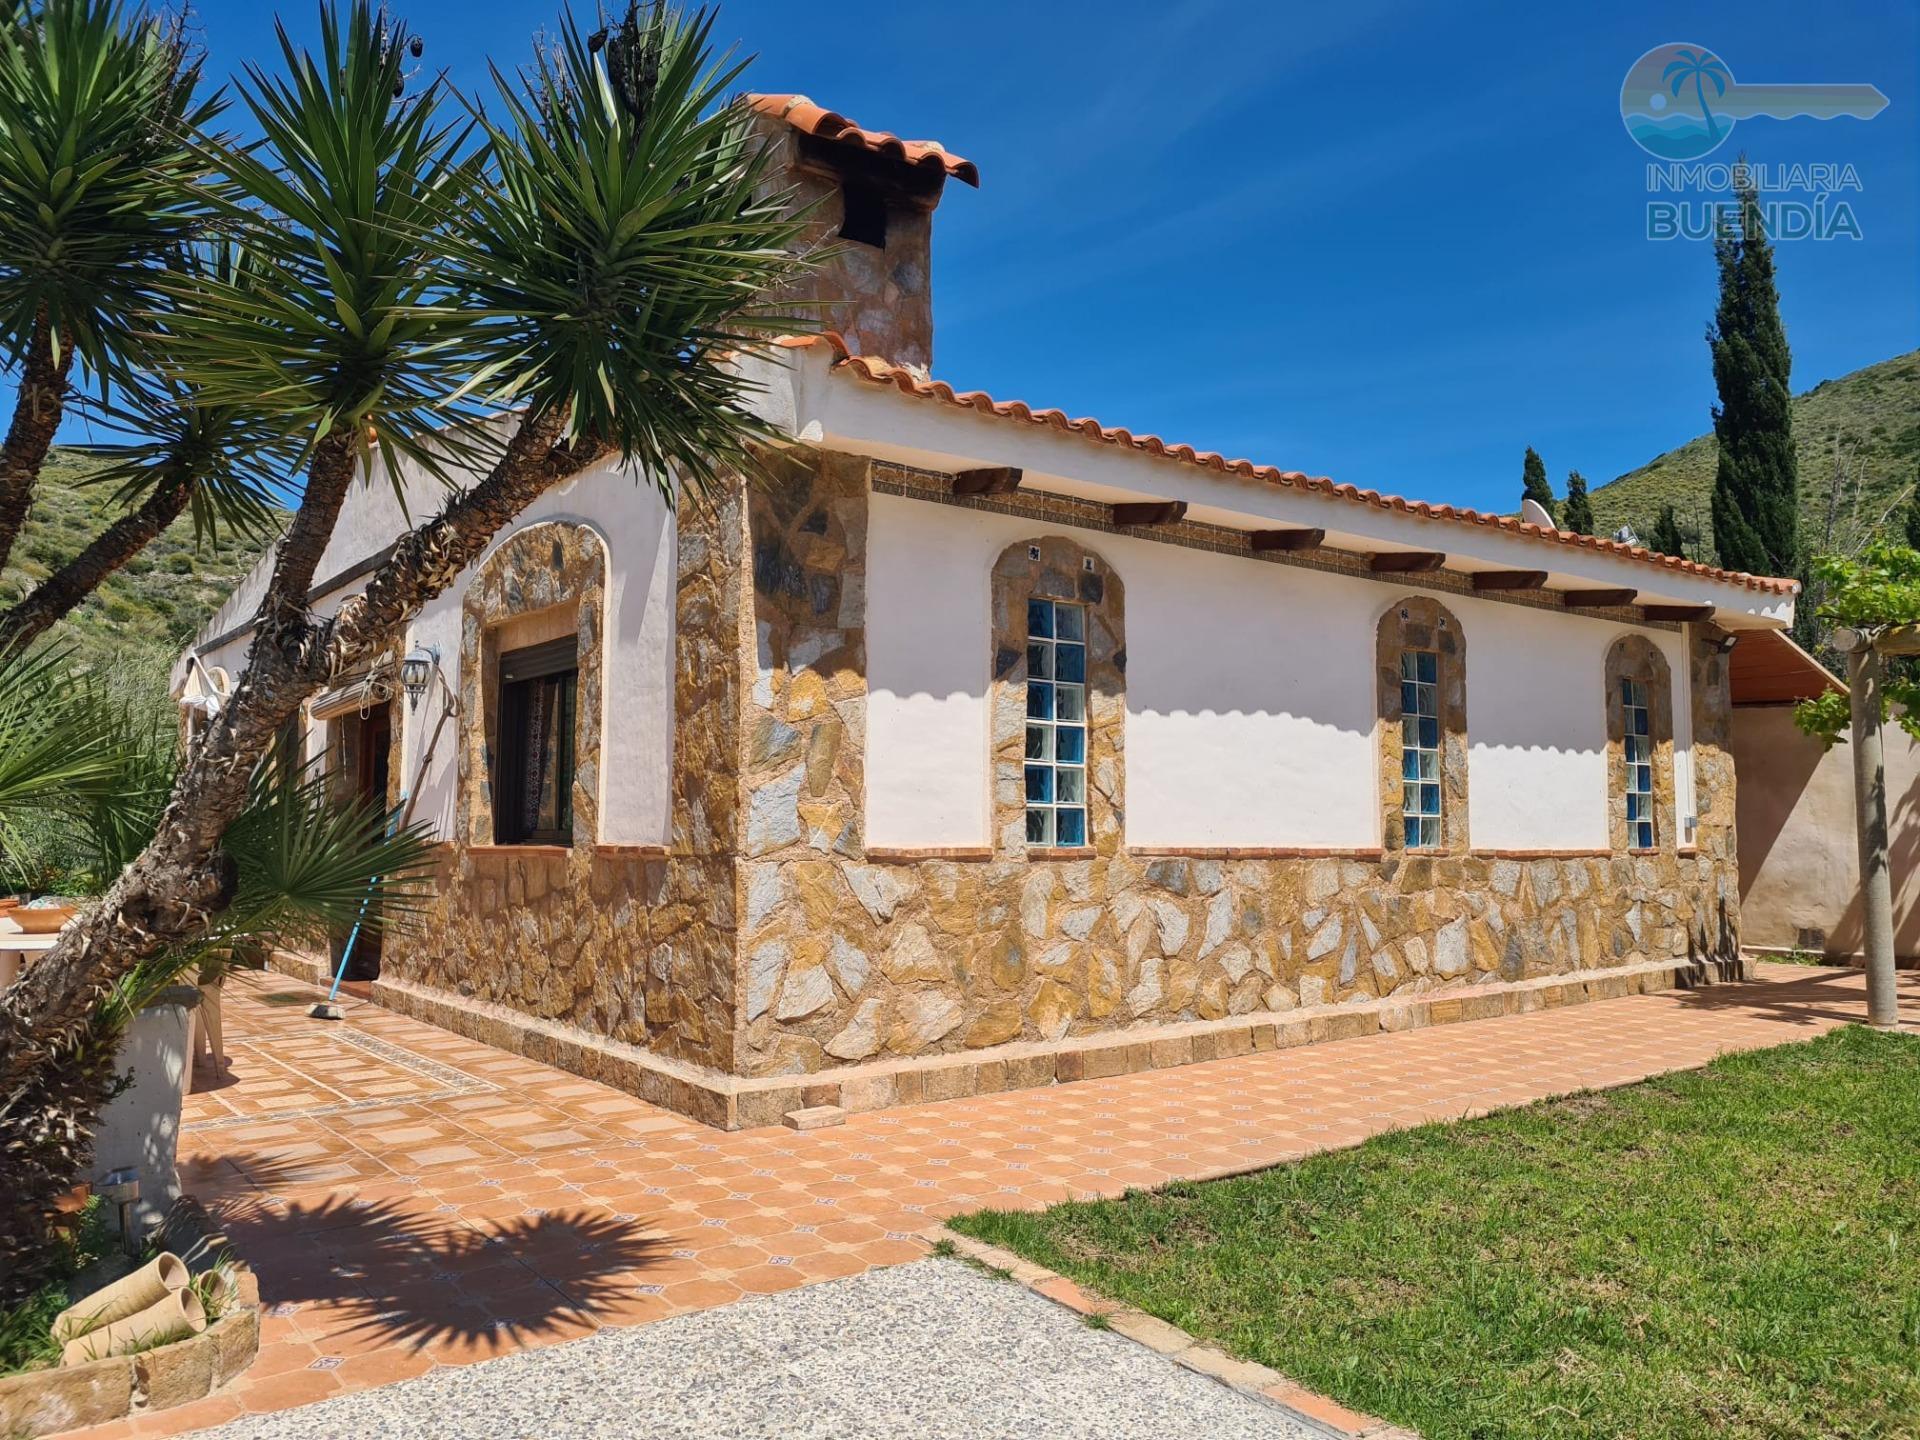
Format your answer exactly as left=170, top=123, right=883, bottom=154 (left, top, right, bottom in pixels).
left=400, top=646, right=438, bottom=709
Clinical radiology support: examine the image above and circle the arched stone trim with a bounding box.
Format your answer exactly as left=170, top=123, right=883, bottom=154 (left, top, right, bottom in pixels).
left=1376, top=595, right=1468, bottom=853
left=457, top=519, right=609, bottom=848
left=989, top=536, right=1125, bottom=856
left=1604, top=634, right=1676, bottom=852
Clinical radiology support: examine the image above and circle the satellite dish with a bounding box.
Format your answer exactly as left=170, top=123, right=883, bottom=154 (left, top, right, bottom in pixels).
left=1520, top=498, right=1555, bottom=530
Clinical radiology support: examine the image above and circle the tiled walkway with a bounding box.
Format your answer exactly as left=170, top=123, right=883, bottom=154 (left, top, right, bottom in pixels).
left=68, top=962, right=1906, bottom=1437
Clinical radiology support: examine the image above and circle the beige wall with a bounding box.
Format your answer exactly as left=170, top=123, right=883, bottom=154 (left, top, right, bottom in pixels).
left=1732, top=703, right=1920, bottom=958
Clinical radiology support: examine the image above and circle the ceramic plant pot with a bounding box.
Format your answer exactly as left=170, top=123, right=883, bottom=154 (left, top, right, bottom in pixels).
left=11, top=905, right=75, bottom=935
left=58, top=1279, right=203, bottom=1364
left=51, top=1253, right=188, bottom=1343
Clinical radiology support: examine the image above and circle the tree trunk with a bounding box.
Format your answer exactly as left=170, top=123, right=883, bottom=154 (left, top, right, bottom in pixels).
left=0, top=409, right=595, bottom=1100
left=1848, top=644, right=1901, bottom=1028
left=0, top=317, right=76, bottom=580
left=0, top=409, right=623, bottom=1294
left=0, top=470, right=194, bottom=653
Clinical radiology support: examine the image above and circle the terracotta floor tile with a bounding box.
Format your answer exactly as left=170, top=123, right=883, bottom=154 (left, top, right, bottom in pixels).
left=147, top=964, right=1903, bottom=1434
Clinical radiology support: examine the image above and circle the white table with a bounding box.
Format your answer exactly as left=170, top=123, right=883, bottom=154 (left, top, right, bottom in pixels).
left=0, top=925, right=60, bottom=990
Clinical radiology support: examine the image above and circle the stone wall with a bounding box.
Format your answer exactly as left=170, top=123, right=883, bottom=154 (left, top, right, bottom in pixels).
left=385, top=443, right=1742, bottom=1099
left=732, top=453, right=1743, bottom=1079
left=381, top=482, right=750, bottom=1071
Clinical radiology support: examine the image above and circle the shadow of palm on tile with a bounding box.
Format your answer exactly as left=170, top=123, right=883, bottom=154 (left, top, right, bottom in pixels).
left=209, top=1153, right=674, bottom=1351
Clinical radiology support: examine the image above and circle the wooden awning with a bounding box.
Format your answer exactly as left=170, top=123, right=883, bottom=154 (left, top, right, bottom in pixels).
left=1730, top=629, right=1843, bottom=705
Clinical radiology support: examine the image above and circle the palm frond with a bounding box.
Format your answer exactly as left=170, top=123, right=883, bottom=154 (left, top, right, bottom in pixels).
left=0, top=645, right=123, bottom=872
left=449, top=2, right=816, bottom=499
left=0, top=0, right=221, bottom=387
left=154, top=0, right=490, bottom=485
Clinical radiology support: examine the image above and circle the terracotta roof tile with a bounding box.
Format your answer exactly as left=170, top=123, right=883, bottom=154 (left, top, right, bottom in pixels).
left=775, top=333, right=1797, bottom=597
left=745, top=94, right=980, bottom=186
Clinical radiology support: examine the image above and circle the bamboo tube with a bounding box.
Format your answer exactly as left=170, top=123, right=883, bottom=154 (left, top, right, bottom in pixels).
left=51, top=1253, right=188, bottom=1343
left=59, top=1287, right=204, bottom=1365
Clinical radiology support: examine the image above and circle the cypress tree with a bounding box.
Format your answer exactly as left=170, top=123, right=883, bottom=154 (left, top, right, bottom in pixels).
left=1649, top=503, right=1688, bottom=560
left=1521, top=447, right=1556, bottom=522
left=1905, top=477, right=1920, bottom=551
left=1708, top=169, right=1798, bottom=577
left=1561, top=471, right=1594, bottom=535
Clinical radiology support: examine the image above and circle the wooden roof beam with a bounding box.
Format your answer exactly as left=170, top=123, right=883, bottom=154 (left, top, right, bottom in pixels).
left=1640, top=603, right=1716, bottom=623
left=1470, top=569, right=1550, bottom=592
left=1113, top=500, right=1189, bottom=527
left=1368, top=550, right=1446, bottom=574
left=951, top=466, right=1022, bottom=497
left=1561, top=588, right=1639, bottom=609
left=1248, top=527, right=1326, bottom=553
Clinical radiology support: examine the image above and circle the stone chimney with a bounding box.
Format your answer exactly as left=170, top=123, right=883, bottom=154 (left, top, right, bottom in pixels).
left=742, top=95, right=978, bottom=371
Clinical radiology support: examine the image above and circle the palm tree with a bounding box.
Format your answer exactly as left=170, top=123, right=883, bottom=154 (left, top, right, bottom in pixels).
left=1663, top=48, right=1730, bottom=146
left=0, top=0, right=220, bottom=575
left=0, top=654, right=436, bottom=1298
left=1, top=0, right=812, bottom=1286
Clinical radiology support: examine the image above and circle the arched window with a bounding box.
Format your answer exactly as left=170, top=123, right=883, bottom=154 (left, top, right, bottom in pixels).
left=990, top=537, right=1124, bottom=855
left=1604, top=635, right=1675, bottom=852
left=458, top=520, right=609, bottom=849
left=1376, top=596, right=1467, bottom=853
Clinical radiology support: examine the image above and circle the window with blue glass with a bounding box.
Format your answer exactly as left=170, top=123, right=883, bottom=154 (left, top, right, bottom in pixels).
left=1025, top=597, right=1088, bottom=847
left=1622, top=677, right=1654, bottom=848
left=1400, top=649, right=1441, bottom=849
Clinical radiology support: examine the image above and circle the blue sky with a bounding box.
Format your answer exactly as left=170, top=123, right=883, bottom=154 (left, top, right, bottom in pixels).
left=27, top=0, right=1920, bottom=517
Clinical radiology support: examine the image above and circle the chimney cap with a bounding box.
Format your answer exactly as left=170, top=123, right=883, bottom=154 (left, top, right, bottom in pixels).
left=743, top=93, right=979, bottom=186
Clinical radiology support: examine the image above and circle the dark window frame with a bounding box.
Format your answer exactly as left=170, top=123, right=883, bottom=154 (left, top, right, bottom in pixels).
left=494, top=637, right=578, bottom=846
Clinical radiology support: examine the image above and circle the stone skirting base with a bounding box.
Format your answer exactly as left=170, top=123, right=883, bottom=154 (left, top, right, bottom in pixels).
left=347, top=954, right=1753, bottom=1132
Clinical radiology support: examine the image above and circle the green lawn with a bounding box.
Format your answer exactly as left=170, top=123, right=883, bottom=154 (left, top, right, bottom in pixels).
left=951, top=1027, right=1920, bottom=1440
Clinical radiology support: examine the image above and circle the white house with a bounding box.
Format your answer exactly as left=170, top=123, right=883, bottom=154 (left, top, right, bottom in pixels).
left=177, top=96, right=1797, bottom=1128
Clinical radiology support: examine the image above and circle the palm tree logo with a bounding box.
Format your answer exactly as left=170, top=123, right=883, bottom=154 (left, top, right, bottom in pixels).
left=1662, top=48, right=1731, bottom=145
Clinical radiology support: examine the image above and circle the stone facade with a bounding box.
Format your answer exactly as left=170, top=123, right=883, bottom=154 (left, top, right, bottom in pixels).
left=375, top=444, right=1744, bottom=1123
left=381, top=486, right=750, bottom=1072
left=728, top=455, right=1743, bottom=1083
left=742, top=110, right=940, bottom=369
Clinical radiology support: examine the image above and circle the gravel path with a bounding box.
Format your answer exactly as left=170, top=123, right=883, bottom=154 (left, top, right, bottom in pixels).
left=193, top=1259, right=1313, bottom=1440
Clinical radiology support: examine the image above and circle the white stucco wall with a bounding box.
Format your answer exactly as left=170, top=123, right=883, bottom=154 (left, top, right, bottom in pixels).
left=183, top=453, right=677, bottom=847
left=865, top=491, right=1696, bottom=852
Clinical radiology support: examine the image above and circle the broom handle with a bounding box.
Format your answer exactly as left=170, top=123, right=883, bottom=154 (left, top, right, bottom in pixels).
left=323, top=800, right=405, bottom=1006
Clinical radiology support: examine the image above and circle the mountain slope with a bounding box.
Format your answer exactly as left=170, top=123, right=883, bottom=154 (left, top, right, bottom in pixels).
left=1589, top=349, right=1920, bottom=565
left=0, top=447, right=274, bottom=689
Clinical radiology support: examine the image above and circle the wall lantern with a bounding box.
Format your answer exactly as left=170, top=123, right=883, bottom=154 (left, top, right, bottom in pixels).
left=400, top=646, right=439, bottom=710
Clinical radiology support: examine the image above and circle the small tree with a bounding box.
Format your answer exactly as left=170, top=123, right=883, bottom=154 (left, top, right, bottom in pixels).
left=1561, top=470, right=1594, bottom=535
left=1904, top=478, right=1920, bottom=552
left=1793, top=540, right=1920, bottom=1031
left=1521, top=446, right=1556, bottom=522
left=1648, top=503, right=1688, bottom=559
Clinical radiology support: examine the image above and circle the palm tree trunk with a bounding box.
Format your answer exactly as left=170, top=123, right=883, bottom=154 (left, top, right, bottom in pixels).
left=0, top=407, right=595, bottom=1101
left=0, top=469, right=194, bottom=653
left=0, top=316, right=75, bottom=581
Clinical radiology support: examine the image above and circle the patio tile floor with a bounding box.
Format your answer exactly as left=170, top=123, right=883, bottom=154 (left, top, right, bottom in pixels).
left=55, top=961, right=1909, bottom=1438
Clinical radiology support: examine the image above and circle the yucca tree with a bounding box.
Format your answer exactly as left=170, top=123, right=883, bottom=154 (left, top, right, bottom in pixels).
left=1, top=0, right=812, bottom=1277
left=0, top=674, right=435, bottom=1297
left=0, top=0, right=219, bottom=573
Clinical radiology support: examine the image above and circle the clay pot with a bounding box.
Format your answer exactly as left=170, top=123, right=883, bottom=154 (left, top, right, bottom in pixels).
left=12, top=905, right=75, bottom=934
left=51, top=1252, right=188, bottom=1343
left=59, top=1286, right=204, bottom=1365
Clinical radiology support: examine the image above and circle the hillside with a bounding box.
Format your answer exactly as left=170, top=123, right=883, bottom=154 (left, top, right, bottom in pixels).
left=1589, top=350, right=1920, bottom=566
left=0, top=447, right=273, bottom=693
